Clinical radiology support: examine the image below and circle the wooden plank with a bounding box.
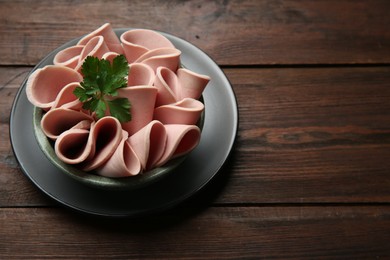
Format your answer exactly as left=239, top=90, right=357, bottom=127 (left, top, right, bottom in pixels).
left=1, top=66, right=390, bottom=206
left=0, top=0, right=389, bottom=65
left=0, top=67, right=53, bottom=206
left=0, top=206, right=389, bottom=259
left=218, top=66, right=390, bottom=203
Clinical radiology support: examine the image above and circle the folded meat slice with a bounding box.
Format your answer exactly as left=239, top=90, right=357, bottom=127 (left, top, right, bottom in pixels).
left=127, top=120, right=167, bottom=171
left=41, top=108, right=94, bottom=140
left=53, top=45, right=84, bottom=69
left=51, top=82, right=83, bottom=111
left=153, top=66, right=179, bottom=106
left=78, top=23, right=123, bottom=54
left=75, top=36, right=110, bottom=72
left=55, top=128, right=92, bottom=165
left=80, top=116, right=124, bottom=171
left=134, top=48, right=181, bottom=73
left=26, top=65, right=82, bottom=110
left=154, top=98, right=204, bottom=125
left=102, top=51, right=120, bottom=63
left=127, top=63, right=155, bottom=87
left=154, top=66, right=210, bottom=106
left=118, top=86, right=158, bottom=136
left=176, top=68, right=210, bottom=100
left=55, top=117, right=123, bottom=167
left=120, top=29, right=175, bottom=63
left=96, top=131, right=142, bottom=177
left=156, top=124, right=201, bottom=167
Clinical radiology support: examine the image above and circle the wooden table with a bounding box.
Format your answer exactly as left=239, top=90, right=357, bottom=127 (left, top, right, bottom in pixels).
left=1, top=0, right=390, bottom=258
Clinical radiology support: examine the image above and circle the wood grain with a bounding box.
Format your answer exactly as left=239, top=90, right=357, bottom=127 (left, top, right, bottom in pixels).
left=0, top=0, right=389, bottom=65
left=1, top=66, right=390, bottom=206
left=0, top=206, right=389, bottom=259
left=0, top=67, right=54, bottom=207
left=1, top=0, right=390, bottom=258
left=222, top=66, right=390, bottom=203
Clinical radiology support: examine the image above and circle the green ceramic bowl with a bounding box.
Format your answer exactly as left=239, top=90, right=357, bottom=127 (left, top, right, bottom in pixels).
left=32, top=106, right=204, bottom=190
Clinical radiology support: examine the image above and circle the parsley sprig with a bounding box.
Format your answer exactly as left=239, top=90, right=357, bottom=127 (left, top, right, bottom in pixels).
left=73, top=55, right=131, bottom=123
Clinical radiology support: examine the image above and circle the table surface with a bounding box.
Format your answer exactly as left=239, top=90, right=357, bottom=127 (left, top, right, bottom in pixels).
left=1, top=0, right=390, bottom=259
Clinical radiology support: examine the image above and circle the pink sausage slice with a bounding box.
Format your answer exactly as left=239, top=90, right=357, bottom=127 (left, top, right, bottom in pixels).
left=127, top=120, right=167, bottom=171
left=26, top=65, right=82, bottom=110
left=75, top=36, right=110, bottom=72
left=80, top=116, right=123, bottom=171
left=127, top=63, right=155, bottom=87
left=154, top=67, right=210, bottom=106
left=177, top=68, right=210, bottom=100
left=55, top=128, right=91, bottom=165
left=102, top=51, right=120, bottom=63
left=154, top=66, right=179, bottom=106
left=154, top=98, right=204, bottom=125
left=118, top=86, right=158, bottom=136
left=120, top=29, right=175, bottom=63
left=41, top=108, right=93, bottom=140
left=96, top=131, right=142, bottom=177
left=53, top=45, right=84, bottom=69
left=51, top=82, right=83, bottom=111
left=78, top=23, right=123, bottom=54
left=134, top=48, right=181, bottom=73
left=156, top=124, right=201, bottom=167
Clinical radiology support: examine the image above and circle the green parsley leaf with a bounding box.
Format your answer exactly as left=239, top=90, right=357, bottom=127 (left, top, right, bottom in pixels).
left=107, top=98, right=131, bottom=123
left=73, top=55, right=132, bottom=122
left=95, top=99, right=107, bottom=119
left=73, top=86, right=89, bottom=102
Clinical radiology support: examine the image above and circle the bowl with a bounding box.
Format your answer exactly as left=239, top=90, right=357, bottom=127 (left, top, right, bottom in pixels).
left=33, top=105, right=204, bottom=190
left=28, top=25, right=208, bottom=191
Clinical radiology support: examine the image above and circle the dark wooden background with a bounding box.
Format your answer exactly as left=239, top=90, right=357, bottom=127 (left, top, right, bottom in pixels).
left=1, top=0, right=390, bottom=258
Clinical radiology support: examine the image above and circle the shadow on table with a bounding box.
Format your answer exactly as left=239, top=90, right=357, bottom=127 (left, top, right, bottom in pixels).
left=63, top=145, right=238, bottom=232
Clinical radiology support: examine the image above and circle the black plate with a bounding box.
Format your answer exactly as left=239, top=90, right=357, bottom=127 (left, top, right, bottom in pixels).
left=9, top=28, right=238, bottom=217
